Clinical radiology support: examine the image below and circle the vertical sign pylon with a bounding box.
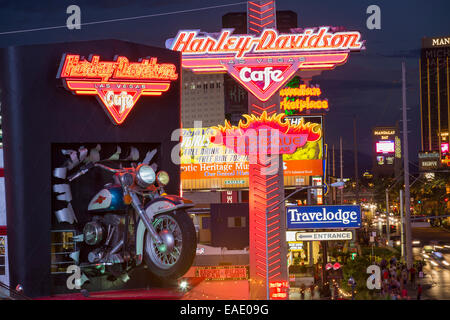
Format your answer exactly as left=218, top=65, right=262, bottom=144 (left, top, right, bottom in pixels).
left=247, top=0, right=288, bottom=299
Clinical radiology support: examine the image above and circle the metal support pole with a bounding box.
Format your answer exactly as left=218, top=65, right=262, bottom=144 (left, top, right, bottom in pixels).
left=307, top=189, right=314, bottom=266
left=399, top=189, right=405, bottom=261
left=353, top=117, right=359, bottom=205
left=402, top=61, right=413, bottom=269
left=385, top=189, right=390, bottom=245
left=340, top=137, right=343, bottom=204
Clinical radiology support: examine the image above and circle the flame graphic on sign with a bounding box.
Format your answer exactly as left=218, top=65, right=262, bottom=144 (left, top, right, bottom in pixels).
left=211, top=111, right=321, bottom=155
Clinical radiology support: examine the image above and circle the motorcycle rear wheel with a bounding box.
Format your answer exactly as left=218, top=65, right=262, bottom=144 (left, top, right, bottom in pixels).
left=143, top=210, right=196, bottom=282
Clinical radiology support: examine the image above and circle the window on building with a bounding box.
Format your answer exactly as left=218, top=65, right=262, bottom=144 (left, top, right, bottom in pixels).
left=202, top=216, right=211, bottom=230
left=228, top=217, right=246, bottom=228
left=50, top=230, right=78, bottom=274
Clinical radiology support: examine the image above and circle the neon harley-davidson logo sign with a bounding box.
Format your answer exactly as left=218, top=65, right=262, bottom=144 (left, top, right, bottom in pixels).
left=168, top=27, right=364, bottom=102
left=57, top=54, right=178, bottom=125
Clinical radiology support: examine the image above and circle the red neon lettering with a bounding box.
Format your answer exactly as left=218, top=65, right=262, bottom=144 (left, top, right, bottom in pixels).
left=172, top=32, right=195, bottom=52
left=60, top=55, right=178, bottom=81
left=307, top=28, right=326, bottom=48
left=171, top=27, right=363, bottom=58
left=58, top=54, right=178, bottom=125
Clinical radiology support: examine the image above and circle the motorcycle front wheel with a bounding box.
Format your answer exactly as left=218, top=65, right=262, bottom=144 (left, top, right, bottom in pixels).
left=143, top=210, right=196, bottom=282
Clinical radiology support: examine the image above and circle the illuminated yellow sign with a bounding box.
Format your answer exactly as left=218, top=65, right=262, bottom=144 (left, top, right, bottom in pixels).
left=280, top=77, right=328, bottom=114
left=374, top=130, right=395, bottom=136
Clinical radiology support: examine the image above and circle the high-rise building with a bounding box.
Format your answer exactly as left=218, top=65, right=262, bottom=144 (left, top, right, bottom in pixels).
left=420, top=36, right=450, bottom=157
left=181, top=69, right=225, bottom=128
left=222, top=10, right=297, bottom=34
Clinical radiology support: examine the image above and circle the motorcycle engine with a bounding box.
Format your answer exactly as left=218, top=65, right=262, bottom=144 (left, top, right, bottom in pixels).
left=83, top=215, right=126, bottom=265
left=83, top=221, right=104, bottom=245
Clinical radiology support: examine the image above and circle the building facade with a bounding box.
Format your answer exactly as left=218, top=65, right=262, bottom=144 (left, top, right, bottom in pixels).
left=420, top=36, right=450, bottom=162
left=181, top=69, right=225, bottom=128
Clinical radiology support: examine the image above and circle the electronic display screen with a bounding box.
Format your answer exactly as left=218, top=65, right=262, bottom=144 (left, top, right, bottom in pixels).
left=376, top=141, right=395, bottom=153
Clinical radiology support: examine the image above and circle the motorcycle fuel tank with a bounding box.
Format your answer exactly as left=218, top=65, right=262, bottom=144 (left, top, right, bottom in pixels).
left=87, top=184, right=127, bottom=213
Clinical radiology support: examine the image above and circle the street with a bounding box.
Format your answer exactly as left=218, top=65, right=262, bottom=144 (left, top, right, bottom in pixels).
left=412, top=227, right=450, bottom=300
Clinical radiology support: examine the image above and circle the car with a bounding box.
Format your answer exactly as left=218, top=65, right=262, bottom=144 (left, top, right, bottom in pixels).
left=423, top=245, right=434, bottom=254
left=430, top=251, right=450, bottom=267
left=391, top=235, right=401, bottom=247
left=412, top=240, right=421, bottom=247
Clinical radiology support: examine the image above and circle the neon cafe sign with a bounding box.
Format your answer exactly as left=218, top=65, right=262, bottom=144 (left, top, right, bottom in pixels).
left=57, top=54, right=178, bottom=125
left=167, top=27, right=364, bottom=102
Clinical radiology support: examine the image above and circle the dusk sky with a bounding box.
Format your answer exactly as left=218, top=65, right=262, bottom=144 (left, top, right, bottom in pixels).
left=1, top=0, right=449, bottom=174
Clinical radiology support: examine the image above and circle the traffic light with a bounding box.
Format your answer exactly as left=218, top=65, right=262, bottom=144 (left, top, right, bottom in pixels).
left=445, top=198, right=449, bottom=203
left=351, top=253, right=357, bottom=260
left=418, top=200, right=421, bottom=204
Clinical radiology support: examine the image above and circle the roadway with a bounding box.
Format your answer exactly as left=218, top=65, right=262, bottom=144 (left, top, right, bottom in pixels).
left=412, top=227, right=450, bottom=300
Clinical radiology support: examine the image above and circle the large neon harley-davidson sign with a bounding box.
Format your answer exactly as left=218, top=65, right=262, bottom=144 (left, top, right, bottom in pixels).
left=57, top=54, right=178, bottom=125
left=171, top=27, right=363, bottom=58
left=168, top=27, right=364, bottom=102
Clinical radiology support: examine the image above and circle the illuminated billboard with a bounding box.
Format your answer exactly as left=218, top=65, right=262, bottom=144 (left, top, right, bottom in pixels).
left=181, top=116, right=323, bottom=190
left=376, top=141, right=395, bottom=154
left=442, top=142, right=449, bottom=154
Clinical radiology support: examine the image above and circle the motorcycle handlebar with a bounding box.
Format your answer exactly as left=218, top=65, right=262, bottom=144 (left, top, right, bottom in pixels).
left=93, top=163, right=122, bottom=173
left=67, top=162, right=122, bottom=181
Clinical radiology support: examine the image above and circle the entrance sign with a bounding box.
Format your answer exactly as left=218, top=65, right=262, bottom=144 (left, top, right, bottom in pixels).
left=286, top=231, right=353, bottom=241
left=57, top=54, right=178, bottom=125
left=287, top=205, right=361, bottom=229
left=167, top=27, right=364, bottom=102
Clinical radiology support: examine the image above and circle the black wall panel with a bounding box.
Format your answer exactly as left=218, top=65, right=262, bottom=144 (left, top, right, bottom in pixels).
left=0, top=40, right=181, bottom=297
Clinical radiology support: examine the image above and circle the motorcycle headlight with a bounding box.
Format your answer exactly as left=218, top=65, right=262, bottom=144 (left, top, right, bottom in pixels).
left=136, top=164, right=156, bottom=187
left=157, top=171, right=170, bottom=186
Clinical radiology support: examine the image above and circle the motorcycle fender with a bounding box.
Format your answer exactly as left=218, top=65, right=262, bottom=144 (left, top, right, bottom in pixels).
left=135, top=198, right=193, bottom=264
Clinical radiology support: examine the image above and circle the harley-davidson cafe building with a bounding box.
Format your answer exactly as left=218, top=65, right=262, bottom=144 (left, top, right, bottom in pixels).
left=0, top=40, right=182, bottom=297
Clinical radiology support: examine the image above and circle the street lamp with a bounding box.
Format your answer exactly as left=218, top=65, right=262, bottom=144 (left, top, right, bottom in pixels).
left=281, top=181, right=345, bottom=204
left=348, top=276, right=356, bottom=300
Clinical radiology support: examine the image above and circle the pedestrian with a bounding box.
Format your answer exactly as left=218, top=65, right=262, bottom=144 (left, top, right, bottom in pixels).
left=418, top=262, right=424, bottom=278
left=300, top=283, right=305, bottom=300
left=309, top=284, right=315, bottom=300
left=391, top=291, right=397, bottom=300
left=410, top=265, right=416, bottom=287
left=401, top=287, right=408, bottom=299
left=417, top=284, right=422, bottom=300
left=402, top=268, right=408, bottom=287
left=383, top=268, right=389, bottom=285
